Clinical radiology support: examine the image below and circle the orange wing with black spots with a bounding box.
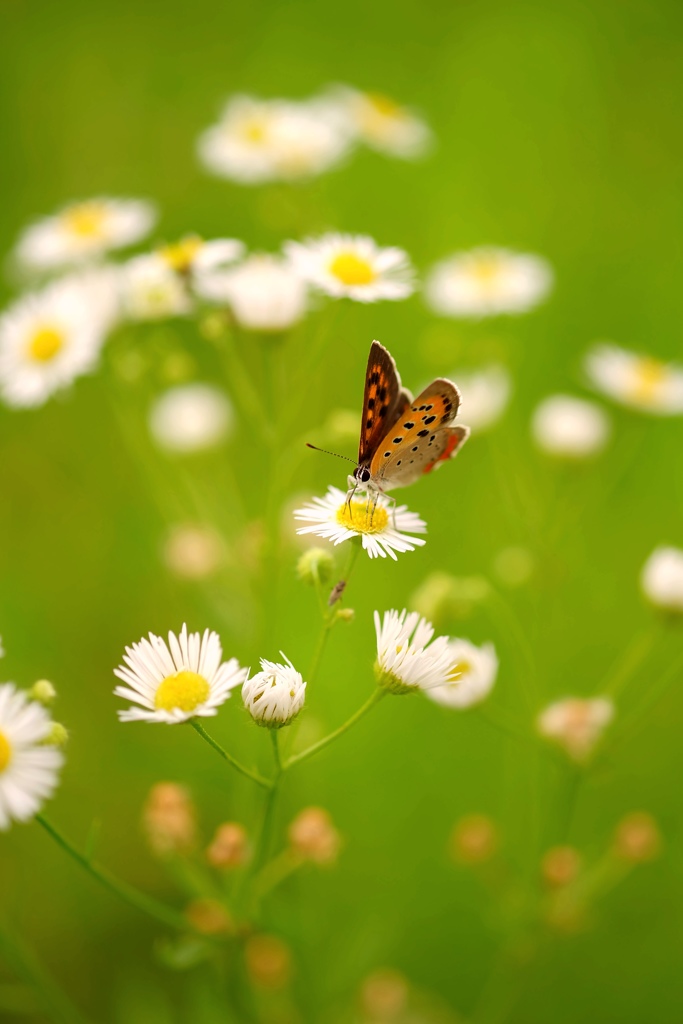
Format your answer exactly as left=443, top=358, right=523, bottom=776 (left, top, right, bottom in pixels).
left=369, top=379, right=469, bottom=490
left=357, top=341, right=410, bottom=466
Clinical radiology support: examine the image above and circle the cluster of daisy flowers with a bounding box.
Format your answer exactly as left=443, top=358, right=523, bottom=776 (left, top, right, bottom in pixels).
left=196, top=86, right=433, bottom=185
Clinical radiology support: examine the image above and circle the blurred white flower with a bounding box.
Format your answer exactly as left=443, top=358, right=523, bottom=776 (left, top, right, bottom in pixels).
left=641, top=547, right=683, bottom=612
left=15, top=197, right=156, bottom=274
left=197, top=253, right=308, bottom=332
left=149, top=384, right=233, bottom=453
left=242, top=655, right=306, bottom=727
left=162, top=523, right=226, bottom=580
left=584, top=343, right=683, bottom=415
left=0, top=683, right=64, bottom=830
left=284, top=233, right=415, bottom=303
left=425, top=639, right=498, bottom=708
left=158, top=235, right=244, bottom=279
left=425, top=247, right=553, bottom=318
left=294, top=486, right=426, bottom=560
left=537, top=697, right=614, bottom=762
left=329, top=85, right=432, bottom=159
left=455, top=365, right=511, bottom=433
left=0, top=271, right=117, bottom=408
left=121, top=254, right=192, bottom=321
left=114, top=623, right=247, bottom=724
left=197, top=95, right=351, bottom=184
left=532, top=394, right=610, bottom=457
left=374, top=609, right=453, bottom=694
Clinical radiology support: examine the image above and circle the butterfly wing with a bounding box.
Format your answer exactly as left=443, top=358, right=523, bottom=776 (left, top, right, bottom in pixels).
left=370, top=378, right=468, bottom=490
left=358, top=341, right=410, bottom=467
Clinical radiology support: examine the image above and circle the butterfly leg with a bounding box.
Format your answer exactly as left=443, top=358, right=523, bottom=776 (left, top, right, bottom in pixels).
left=345, top=480, right=359, bottom=514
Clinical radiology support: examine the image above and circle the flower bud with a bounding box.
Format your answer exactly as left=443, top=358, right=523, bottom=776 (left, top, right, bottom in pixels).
left=449, top=814, right=499, bottom=864
left=537, top=697, right=614, bottom=763
left=206, top=822, right=249, bottom=869
left=334, top=607, right=355, bottom=623
left=242, top=656, right=306, bottom=728
left=296, top=547, right=335, bottom=586
left=185, top=898, right=232, bottom=935
left=288, top=807, right=340, bottom=865
left=541, top=846, right=582, bottom=888
left=42, top=722, right=69, bottom=748
left=245, top=934, right=292, bottom=990
left=29, top=680, right=57, bottom=705
left=359, top=969, right=409, bottom=1019
left=142, top=782, right=197, bottom=856
left=613, top=812, right=662, bottom=863
left=641, top=547, right=683, bottom=614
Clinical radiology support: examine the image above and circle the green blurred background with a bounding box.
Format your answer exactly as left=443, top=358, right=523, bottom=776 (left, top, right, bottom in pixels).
left=2, top=0, right=683, bottom=1021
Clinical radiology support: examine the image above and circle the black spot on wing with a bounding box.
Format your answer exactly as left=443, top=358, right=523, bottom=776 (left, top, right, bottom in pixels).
left=417, top=429, right=429, bottom=437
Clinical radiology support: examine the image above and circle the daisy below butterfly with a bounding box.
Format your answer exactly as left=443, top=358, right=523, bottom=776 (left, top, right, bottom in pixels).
left=295, top=340, right=470, bottom=559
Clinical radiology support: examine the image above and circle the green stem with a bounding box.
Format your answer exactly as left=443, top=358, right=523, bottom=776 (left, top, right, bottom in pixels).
left=602, top=623, right=661, bottom=698
left=190, top=720, right=271, bottom=789
left=286, top=688, right=386, bottom=769
left=36, top=815, right=193, bottom=934
left=0, top=922, right=90, bottom=1024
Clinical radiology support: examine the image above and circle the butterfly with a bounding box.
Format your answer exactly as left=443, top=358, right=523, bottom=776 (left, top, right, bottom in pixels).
left=352, top=340, right=469, bottom=494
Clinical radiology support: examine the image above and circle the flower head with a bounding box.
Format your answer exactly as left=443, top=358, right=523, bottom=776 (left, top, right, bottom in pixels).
left=120, top=254, right=192, bottom=321
left=613, top=812, right=661, bottom=863
left=425, top=639, right=498, bottom=708
left=425, top=247, right=553, bottom=318
left=206, top=822, right=250, bottom=869
left=197, top=94, right=351, bottom=184
left=114, top=624, right=247, bottom=723
left=537, top=697, right=614, bottom=762
left=374, top=609, right=454, bottom=694
left=158, top=236, right=244, bottom=278
left=284, top=233, right=415, bottom=303
left=0, top=270, right=118, bottom=408
left=197, top=253, right=308, bottom=331
left=0, top=683, right=64, bottom=830
left=455, top=365, right=511, bottom=433
left=288, top=806, right=341, bottom=864
left=14, top=197, right=156, bottom=273
left=149, top=384, right=233, bottom=454
left=242, top=655, right=306, bottom=728
left=330, top=85, right=432, bottom=159
left=641, top=546, right=683, bottom=613
left=449, top=814, right=499, bottom=864
left=532, top=394, right=611, bottom=458
left=142, top=782, right=198, bottom=856
left=294, top=486, right=426, bottom=561
left=585, top=344, right=683, bottom=415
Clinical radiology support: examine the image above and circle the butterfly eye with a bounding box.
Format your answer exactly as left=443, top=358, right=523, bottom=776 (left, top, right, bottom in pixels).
left=359, top=468, right=371, bottom=483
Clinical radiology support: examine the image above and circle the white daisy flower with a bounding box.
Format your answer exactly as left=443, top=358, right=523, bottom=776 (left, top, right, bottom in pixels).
left=329, top=85, right=432, bottom=159
left=15, top=197, right=156, bottom=274
left=120, top=254, right=192, bottom=321
left=284, top=234, right=415, bottom=303
left=537, top=697, right=614, bottom=762
left=641, top=547, right=683, bottom=613
left=425, top=639, right=498, bottom=708
left=242, top=655, right=306, bottom=727
left=294, top=486, right=426, bottom=561
left=455, top=365, right=511, bottom=433
left=114, top=624, right=248, bottom=723
left=157, top=235, right=245, bottom=279
left=0, top=271, right=116, bottom=408
left=374, top=609, right=454, bottom=695
left=197, top=95, right=351, bottom=184
left=196, top=253, right=308, bottom=332
left=532, top=394, right=611, bottom=458
left=0, top=683, right=64, bottom=830
left=149, top=383, right=233, bottom=454
left=584, top=343, right=683, bottom=415
left=425, top=247, right=553, bottom=318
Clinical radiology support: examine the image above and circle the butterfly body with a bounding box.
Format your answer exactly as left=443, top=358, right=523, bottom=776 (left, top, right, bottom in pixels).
left=353, top=341, right=469, bottom=493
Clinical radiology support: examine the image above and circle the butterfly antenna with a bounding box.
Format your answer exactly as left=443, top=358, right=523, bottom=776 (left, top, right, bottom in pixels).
left=306, top=443, right=356, bottom=465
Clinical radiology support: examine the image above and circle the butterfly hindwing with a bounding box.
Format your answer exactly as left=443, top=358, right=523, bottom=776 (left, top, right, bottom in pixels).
left=373, top=423, right=469, bottom=490
left=358, top=341, right=405, bottom=465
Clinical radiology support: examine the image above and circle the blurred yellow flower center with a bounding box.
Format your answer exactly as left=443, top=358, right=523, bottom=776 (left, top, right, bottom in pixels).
left=159, top=236, right=203, bottom=273
left=631, top=357, right=667, bottom=400
left=28, top=327, right=64, bottom=363
left=336, top=501, right=388, bottom=533
left=469, top=258, right=502, bottom=288
left=449, top=659, right=472, bottom=682
left=0, top=730, right=11, bottom=773
left=155, top=671, right=209, bottom=712
left=62, top=203, right=108, bottom=238
left=329, top=252, right=376, bottom=286
left=367, top=93, right=403, bottom=119
left=239, top=116, right=270, bottom=144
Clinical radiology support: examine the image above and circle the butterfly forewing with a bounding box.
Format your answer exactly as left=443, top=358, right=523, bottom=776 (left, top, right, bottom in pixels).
left=373, top=423, right=469, bottom=490
left=358, top=341, right=407, bottom=465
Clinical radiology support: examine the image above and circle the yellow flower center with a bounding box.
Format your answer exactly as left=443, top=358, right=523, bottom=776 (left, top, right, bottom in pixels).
left=469, top=258, right=503, bottom=288
left=159, top=236, right=203, bottom=273
left=155, top=671, right=210, bottom=713
left=448, top=659, right=472, bottom=683
left=27, top=326, right=65, bottom=363
left=62, top=202, right=108, bottom=239
left=329, top=252, right=376, bottom=286
left=0, top=730, right=12, bottom=773
left=631, top=357, right=667, bottom=401
left=336, top=500, right=388, bottom=534
left=238, top=115, right=271, bottom=144
left=367, top=92, right=403, bottom=119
